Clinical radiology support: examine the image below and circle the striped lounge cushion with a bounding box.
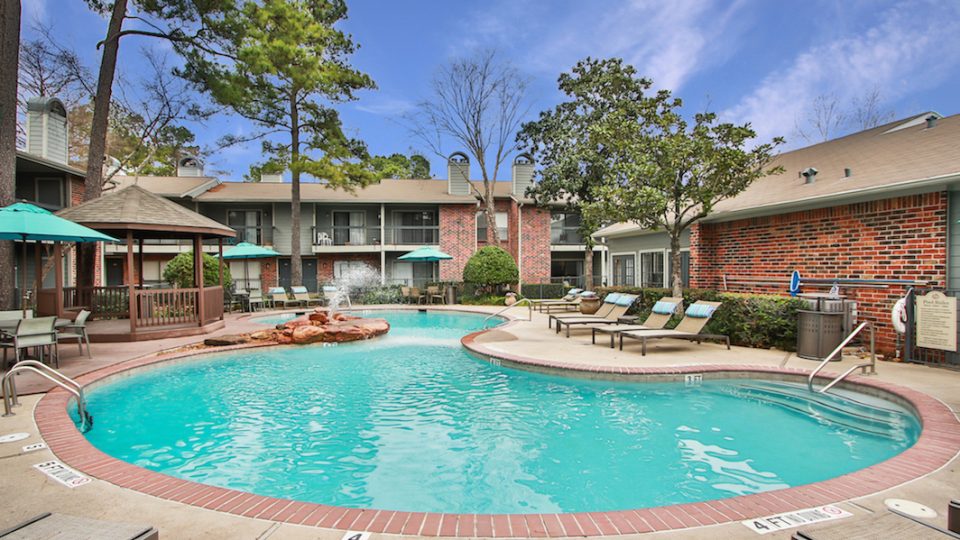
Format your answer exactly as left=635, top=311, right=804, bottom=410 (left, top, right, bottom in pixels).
left=614, top=295, right=635, bottom=306
left=268, top=287, right=285, bottom=294
left=685, top=303, right=717, bottom=318
left=601, top=293, right=621, bottom=304
left=651, top=300, right=678, bottom=315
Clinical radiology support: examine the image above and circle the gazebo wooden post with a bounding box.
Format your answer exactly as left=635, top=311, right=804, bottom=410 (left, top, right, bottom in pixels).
left=53, top=242, right=63, bottom=318
left=195, top=234, right=205, bottom=327
left=126, top=231, right=136, bottom=334
left=137, top=238, right=144, bottom=288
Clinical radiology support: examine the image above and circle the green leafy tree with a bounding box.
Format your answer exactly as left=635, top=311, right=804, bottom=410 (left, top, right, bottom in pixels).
left=162, top=251, right=233, bottom=289
left=370, top=152, right=431, bottom=179
left=463, top=246, right=519, bottom=293
left=584, top=60, right=784, bottom=297
left=179, top=0, right=377, bottom=287
left=518, top=58, right=654, bottom=288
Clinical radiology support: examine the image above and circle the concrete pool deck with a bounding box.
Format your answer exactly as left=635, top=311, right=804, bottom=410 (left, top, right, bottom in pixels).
left=1, top=305, right=959, bottom=539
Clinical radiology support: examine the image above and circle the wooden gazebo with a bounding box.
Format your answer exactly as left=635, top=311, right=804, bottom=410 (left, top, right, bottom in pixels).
left=44, top=186, right=236, bottom=341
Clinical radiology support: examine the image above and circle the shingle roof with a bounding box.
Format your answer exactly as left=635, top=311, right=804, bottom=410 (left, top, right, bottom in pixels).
left=193, top=178, right=526, bottom=203
left=57, top=185, right=236, bottom=238
left=595, top=112, right=960, bottom=238
left=111, top=175, right=218, bottom=198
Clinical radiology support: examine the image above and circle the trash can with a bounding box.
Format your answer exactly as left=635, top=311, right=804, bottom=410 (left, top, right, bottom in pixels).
left=797, top=293, right=846, bottom=361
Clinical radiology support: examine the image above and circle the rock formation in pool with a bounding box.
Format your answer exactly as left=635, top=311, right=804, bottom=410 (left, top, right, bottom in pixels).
left=255, top=308, right=390, bottom=345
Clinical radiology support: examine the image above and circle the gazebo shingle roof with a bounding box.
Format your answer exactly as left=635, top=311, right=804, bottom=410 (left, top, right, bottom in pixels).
left=57, top=185, right=236, bottom=239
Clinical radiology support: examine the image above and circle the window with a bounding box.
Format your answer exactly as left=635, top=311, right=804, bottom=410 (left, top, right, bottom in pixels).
left=227, top=210, right=262, bottom=244
left=611, top=254, right=636, bottom=286
left=230, top=260, right=261, bottom=292
left=392, top=210, right=437, bottom=244
left=334, top=260, right=373, bottom=279
left=140, top=259, right=169, bottom=287
left=667, top=250, right=691, bottom=289
left=639, top=251, right=665, bottom=288
left=16, top=177, right=63, bottom=209
left=551, top=257, right=584, bottom=287
left=332, top=211, right=366, bottom=245
left=550, top=212, right=583, bottom=244
left=477, top=211, right=508, bottom=242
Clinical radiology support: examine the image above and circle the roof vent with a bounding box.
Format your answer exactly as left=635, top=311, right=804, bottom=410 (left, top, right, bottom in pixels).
left=801, top=167, right=818, bottom=184
left=176, top=154, right=204, bottom=177
left=260, top=173, right=283, bottom=183
left=844, top=168, right=852, bottom=178
left=926, top=115, right=938, bottom=129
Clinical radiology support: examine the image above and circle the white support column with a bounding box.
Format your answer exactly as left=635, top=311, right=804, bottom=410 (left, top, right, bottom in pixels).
left=380, top=203, right=386, bottom=285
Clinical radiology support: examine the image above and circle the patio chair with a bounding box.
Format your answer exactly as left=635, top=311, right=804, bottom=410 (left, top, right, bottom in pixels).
left=410, top=287, right=425, bottom=305
left=589, top=297, right=683, bottom=348
left=529, top=288, right=582, bottom=311
left=427, top=285, right=444, bottom=304
left=267, top=287, right=289, bottom=309
left=555, top=294, right=639, bottom=337
left=400, top=286, right=412, bottom=303
left=57, top=309, right=92, bottom=358
left=618, top=301, right=730, bottom=355
left=548, top=292, right=621, bottom=328
left=291, top=286, right=323, bottom=306
left=0, top=316, right=58, bottom=368
left=0, top=309, right=33, bottom=319
left=247, top=289, right=265, bottom=311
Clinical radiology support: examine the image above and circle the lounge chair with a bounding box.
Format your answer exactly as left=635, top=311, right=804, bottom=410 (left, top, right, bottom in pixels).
left=58, top=309, right=92, bottom=358
left=589, top=297, right=683, bottom=348
left=618, top=301, right=729, bottom=355
left=291, top=286, right=323, bottom=306
left=555, top=294, right=639, bottom=337
left=547, top=292, right=621, bottom=328
left=529, top=288, right=582, bottom=312
left=267, top=287, right=289, bottom=308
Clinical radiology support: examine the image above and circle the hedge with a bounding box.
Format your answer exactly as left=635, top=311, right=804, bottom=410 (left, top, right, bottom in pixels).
left=461, top=295, right=507, bottom=306
left=463, top=246, right=518, bottom=291
left=595, top=286, right=808, bottom=351
left=519, top=283, right=566, bottom=299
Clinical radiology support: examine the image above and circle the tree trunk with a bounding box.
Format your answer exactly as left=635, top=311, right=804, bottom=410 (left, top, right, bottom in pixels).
left=78, top=0, right=127, bottom=289
left=483, top=181, right=499, bottom=244
left=669, top=231, right=683, bottom=298
left=584, top=245, right=594, bottom=289
left=289, top=91, right=302, bottom=287
left=0, top=0, right=20, bottom=309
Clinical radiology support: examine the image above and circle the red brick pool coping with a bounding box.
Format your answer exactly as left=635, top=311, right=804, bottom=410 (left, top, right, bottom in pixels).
left=33, top=315, right=960, bottom=538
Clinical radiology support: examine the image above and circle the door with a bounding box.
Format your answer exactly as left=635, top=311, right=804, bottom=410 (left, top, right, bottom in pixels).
left=612, top=254, right=636, bottom=286
left=106, top=258, right=124, bottom=286
left=333, top=211, right=365, bottom=245
left=278, top=258, right=318, bottom=291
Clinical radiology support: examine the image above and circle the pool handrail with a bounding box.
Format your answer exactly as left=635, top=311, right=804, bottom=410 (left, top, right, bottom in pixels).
left=807, top=322, right=876, bottom=394
left=3, top=360, right=91, bottom=431
left=483, top=297, right=533, bottom=326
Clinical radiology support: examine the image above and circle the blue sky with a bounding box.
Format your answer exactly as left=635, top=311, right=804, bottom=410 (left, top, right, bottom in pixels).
left=22, top=0, right=960, bottom=181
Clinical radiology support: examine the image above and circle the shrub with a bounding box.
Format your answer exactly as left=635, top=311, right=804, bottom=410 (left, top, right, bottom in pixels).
left=462, top=246, right=518, bottom=293
left=163, top=251, right=233, bottom=289
left=594, top=286, right=808, bottom=351
left=461, top=295, right=507, bottom=306
left=358, top=285, right=403, bottom=305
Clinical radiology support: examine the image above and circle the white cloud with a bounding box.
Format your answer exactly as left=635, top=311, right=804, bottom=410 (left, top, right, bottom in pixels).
left=723, top=0, right=960, bottom=146
left=355, top=96, right=415, bottom=116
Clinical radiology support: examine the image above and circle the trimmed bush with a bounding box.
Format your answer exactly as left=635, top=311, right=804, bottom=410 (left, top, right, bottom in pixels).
left=520, top=283, right=566, bottom=299
left=163, top=251, right=232, bottom=289
left=358, top=285, right=403, bottom=305
left=595, top=286, right=807, bottom=351
left=463, top=246, right=519, bottom=293
left=461, top=295, right=507, bottom=306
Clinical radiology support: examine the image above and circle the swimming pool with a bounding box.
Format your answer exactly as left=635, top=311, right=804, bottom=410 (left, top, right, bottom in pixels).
left=78, top=310, right=920, bottom=514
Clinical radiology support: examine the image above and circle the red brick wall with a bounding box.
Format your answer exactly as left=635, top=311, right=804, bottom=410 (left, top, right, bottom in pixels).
left=520, top=205, right=551, bottom=283
left=316, top=253, right=381, bottom=282
left=690, top=192, right=948, bottom=353
left=439, top=204, right=477, bottom=281
left=260, top=257, right=278, bottom=292
left=69, top=175, right=102, bottom=285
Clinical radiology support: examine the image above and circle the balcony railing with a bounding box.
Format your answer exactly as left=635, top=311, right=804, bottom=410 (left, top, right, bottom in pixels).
left=313, top=226, right=381, bottom=246
left=551, top=227, right=584, bottom=245
left=384, top=226, right=439, bottom=245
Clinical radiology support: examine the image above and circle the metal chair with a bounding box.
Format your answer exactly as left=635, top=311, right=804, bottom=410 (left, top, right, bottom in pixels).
left=427, top=286, right=444, bottom=304
left=1, top=316, right=58, bottom=368
left=58, top=309, right=92, bottom=358
left=247, top=289, right=264, bottom=311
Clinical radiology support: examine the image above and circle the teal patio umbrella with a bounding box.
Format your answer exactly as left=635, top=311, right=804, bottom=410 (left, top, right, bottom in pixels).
left=0, top=202, right=118, bottom=315
left=398, top=246, right=452, bottom=285
left=221, top=242, right=280, bottom=291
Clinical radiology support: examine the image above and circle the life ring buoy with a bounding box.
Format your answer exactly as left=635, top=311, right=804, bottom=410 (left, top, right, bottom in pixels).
left=892, top=298, right=908, bottom=334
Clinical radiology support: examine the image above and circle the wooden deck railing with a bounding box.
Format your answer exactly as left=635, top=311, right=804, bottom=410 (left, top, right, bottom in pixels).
left=135, top=288, right=199, bottom=327
left=202, top=286, right=224, bottom=324
left=62, top=286, right=130, bottom=319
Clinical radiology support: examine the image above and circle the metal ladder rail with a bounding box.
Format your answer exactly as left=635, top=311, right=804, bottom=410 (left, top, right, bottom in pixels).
left=483, top=298, right=533, bottom=326
left=807, top=322, right=876, bottom=394
left=3, top=361, right=90, bottom=431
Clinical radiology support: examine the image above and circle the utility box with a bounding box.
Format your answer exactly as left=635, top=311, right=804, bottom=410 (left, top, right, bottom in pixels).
left=797, top=293, right=846, bottom=361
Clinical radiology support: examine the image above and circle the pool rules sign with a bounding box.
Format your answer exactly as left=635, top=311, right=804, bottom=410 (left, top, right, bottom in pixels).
left=916, top=291, right=958, bottom=352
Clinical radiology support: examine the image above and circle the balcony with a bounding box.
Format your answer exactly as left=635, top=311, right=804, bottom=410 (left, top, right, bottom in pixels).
left=551, top=227, right=585, bottom=245
left=384, top=226, right=439, bottom=246
left=313, top=225, right=381, bottom=252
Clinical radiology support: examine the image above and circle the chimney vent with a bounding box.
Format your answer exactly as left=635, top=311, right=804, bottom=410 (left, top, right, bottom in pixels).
left=447, top=152, right=471, bottom=195
left=801, top=167, right=818, bottom=184
left=25, top=96, right=69, bottom=164
left=260, top=173, right=283, bottom=183
left=511, top=154, right=534, bottom=196
left=926, top=115, right=938, bottom=129
left=176, top=154, right=204, bottom=177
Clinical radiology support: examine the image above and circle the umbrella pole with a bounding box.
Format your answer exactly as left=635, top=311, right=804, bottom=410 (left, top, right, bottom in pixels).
left=21, top=236, right=27, bottom=318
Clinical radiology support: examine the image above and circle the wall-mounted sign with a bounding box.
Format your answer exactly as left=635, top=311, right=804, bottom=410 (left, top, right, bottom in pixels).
left=916, top=291, right=957, bottom=352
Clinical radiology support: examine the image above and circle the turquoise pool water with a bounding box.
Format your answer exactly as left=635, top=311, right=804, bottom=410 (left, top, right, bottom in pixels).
left=79, top=310, right=920, bottom=514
